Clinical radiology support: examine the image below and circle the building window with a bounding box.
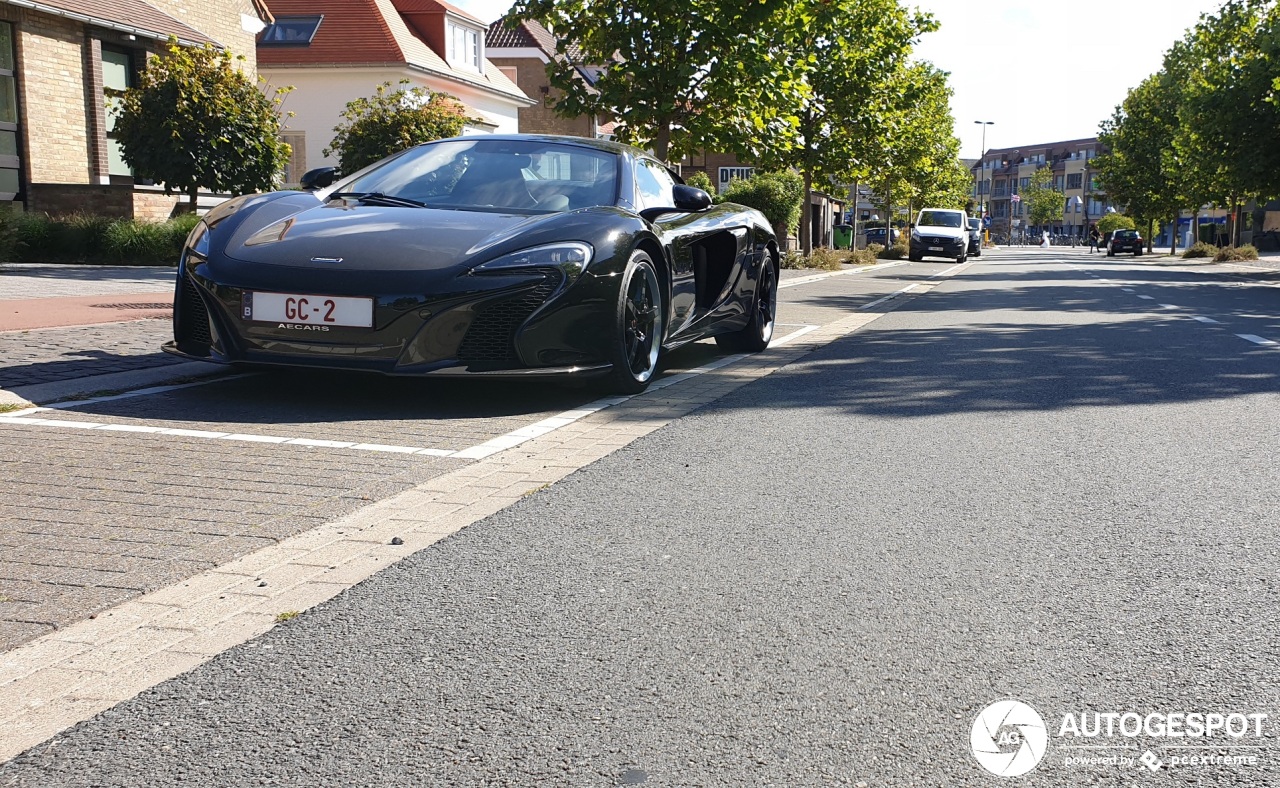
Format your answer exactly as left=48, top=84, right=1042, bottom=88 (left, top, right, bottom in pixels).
left=102, top=47, right=138, bottom=178
left=281, top=131, right=306, bottom=186
left=259, top=16, right=323, bottom=45
left=1067, top=173, right=1082, bottom=190
left=0, top=22, right=19, bottom=201
left=448, top=22, right=481, bottom=70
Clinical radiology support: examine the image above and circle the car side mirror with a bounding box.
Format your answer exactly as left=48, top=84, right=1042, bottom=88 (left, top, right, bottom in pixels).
left=300, top=167, right=337, bottom=191
left=639, top=185, right=713, bottom=222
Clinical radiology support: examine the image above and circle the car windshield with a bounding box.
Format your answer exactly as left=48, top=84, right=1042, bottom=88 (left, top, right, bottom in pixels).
left=968, top=219, right=980, bottom=230
left=919, top=211, right=963, bottom=228
left=1114, top=230, right=1139, bottom=238
left=335, top=139, right=619, bottom=214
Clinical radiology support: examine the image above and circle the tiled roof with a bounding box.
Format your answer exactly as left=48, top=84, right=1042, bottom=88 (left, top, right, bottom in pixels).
left=13, top=0, right=214, bottom=45
left=393, top=0, right=483, bottom=25
left=257, top=0, right=529, bottom=104
left=486, top=16, right=557, bottom=53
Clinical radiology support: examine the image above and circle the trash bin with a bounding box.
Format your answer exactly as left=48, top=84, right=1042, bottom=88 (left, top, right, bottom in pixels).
left=833, top=224, right=853, bottom=250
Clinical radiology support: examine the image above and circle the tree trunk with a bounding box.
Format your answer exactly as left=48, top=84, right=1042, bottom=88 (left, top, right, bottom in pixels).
left=1148, top=219, right=1155, bottom=253
left=187, top=184, right=199, bottom=214
left=1192, top=211, right=1200, bottom=247
left=801, top=168, right=813, bottom=256
left=653, top=123, right=671, bottom=163
left=1170, top=215, right=1178, bottom=257
left=851, top=180, right=859, bottom=249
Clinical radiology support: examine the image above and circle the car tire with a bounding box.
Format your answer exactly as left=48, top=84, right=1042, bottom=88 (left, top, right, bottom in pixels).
left=1107, top=249, right=1114, bottom=257
left=605, top=250, right=664, bottom=395
left=716, top=252, right=777, bottom=353
left=909, top=251, right=923, bottom=262
left=957, top=250, right=966, bottom=264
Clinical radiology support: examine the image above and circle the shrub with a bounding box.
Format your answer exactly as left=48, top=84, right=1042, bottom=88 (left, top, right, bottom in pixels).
left=848, top=243, right=883, bottom=265
left=61, top=214, right=113, bottom=259
left=1096, top=213, right=1136, bottom=235
left=878, top=239, right=910, bottom=259
left=1214, top=244, right=1260, bottom=262
left=161, top=212, right=201, bottom=254
left=0, top=204, right=18, bottom=261
left=684, top=170, right=714, bottom=194
left=808, top=247, right=845, bottom=271
left=103, top=219, right=171, bottom=263
left=1182, top=241, right=1218, bottom=259
left=720, top=171, right=804, bottom=240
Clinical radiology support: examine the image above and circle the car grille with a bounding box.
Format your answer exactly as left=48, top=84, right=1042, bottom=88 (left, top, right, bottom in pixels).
left=176, top=274, right=212, bottom=351
left=457, top=270, right=562, bottom=362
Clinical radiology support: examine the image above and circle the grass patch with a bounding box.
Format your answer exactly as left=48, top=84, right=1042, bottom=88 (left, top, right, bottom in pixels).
left=0, top=594, right=12, bottom=603
left=0, top=402, right=33, bottom=414
left=275, top=610, right=300, bottom=623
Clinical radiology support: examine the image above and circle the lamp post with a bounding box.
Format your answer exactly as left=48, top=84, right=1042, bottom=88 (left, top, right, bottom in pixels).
left=974, top=121, right=994, bottom=236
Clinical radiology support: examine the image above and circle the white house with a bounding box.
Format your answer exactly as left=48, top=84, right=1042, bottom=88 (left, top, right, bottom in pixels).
left=258, top=0, right=534, bottom=183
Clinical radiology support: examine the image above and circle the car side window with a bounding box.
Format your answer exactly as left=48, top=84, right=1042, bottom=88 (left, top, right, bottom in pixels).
left=635, top=160, right=675, bottom=210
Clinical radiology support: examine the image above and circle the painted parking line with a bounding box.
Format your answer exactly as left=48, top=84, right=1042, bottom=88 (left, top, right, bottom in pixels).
left=1191, top=316, right=1221, bottom=324
left=1159, top=304, right=1179, bottom=310
left=1122, top=288, right=1136, bottom=292
left=40, top=375, right=253, bottom=410
left=1236, top=334, right=1278, bottom=347
left=1137, top=295, right=1155, bottom=300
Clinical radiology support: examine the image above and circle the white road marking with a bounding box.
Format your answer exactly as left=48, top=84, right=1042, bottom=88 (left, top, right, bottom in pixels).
left=769, top=324, right=821, bottom=346
left=860, top=284, right=921, bottom=310
left=1137, top=295, right=1155, bottom=300
left=777, top=260, right=907, bottom=290
left=1237, top=334, right=1278, bottom=346
left=1191, top=316, right=1221, bottom=324
left=1159, top=304, right=1179, bottom=310
left=40, top=375, right=253, bottom=410
left=1122, top=288, right=1135, bottom=292
left=928, top=262, right=968, bottom=280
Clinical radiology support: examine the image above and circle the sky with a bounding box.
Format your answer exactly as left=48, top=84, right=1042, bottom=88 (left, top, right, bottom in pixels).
left=454, top=0, right=1224, bottom=157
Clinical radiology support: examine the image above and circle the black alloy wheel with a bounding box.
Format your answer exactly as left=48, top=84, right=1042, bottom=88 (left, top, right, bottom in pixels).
left=606, top=251, right=664, bottom=394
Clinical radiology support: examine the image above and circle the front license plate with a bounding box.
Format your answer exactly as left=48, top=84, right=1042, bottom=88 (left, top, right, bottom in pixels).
left=928, top=246, right=944, bottom=252
left=247, top=292, right=373, bottom=328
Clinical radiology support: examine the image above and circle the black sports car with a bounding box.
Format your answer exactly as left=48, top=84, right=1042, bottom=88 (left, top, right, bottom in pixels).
left=165, top=135, right=779, bottom=393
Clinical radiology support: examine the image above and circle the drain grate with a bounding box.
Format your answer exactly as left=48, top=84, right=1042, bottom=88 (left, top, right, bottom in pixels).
left=91, top=302, right=173, bottom=310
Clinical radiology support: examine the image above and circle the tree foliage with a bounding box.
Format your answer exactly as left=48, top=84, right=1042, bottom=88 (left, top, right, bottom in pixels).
left=510, top=0, right=800, bottom=162
left=326, top=81, right=473, bottom=173
left=683, top=170, right=714, bottom=194
left=113, top=40, right=292, bottom=210
left=1022, top=167, right=1062, bottom=229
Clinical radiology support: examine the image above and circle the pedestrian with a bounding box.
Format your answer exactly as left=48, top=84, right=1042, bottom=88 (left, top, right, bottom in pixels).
left=1088, top=224, right=1100, bottom=254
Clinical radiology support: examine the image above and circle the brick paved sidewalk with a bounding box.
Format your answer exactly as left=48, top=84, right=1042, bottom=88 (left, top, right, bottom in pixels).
left=0, top=264, right=175, bottom=301
left=0, top=321, right=180, bottom=389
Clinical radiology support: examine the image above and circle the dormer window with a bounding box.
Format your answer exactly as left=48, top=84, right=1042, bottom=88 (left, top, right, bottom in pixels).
left=448, top=21, right=481, bottom=70
left=259, top=15, right=323, bottom=46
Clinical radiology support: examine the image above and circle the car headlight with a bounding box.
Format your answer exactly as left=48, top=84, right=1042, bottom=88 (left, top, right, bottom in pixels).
left=472, top=242, right=593, bottom=281
left=184, top=220, right=211, bottom=260
left=910, top=229, right=920, bottom=242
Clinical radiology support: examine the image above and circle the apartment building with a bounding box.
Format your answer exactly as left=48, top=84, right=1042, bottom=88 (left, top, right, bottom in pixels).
left=0, top=0, right=272, bottom=218
left=972, top=136, right=1114, bottom=237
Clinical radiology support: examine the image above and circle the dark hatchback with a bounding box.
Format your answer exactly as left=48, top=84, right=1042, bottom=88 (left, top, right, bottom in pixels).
left=1107, top=229, right=1143, bottom=256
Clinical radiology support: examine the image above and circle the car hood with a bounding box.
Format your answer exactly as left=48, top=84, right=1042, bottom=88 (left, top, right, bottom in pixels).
left=223, top=201, right=558, bottom=271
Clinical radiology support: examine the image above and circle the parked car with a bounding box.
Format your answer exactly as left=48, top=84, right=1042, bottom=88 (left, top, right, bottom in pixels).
left=966, top=217, right=982, bottom=257
left=863, top=227, right=900, bottom=247
left=1107, top=229, right=1144, bottom=256
left=164, top=134, right=779, bottom=395
left=909, top=208, right=970, bottom=262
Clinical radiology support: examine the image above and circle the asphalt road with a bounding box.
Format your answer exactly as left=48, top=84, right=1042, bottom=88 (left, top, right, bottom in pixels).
left=4, top=248, right=1280, bottom=785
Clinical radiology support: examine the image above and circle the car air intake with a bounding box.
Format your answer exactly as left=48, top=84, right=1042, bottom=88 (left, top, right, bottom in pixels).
left=457, top=270, right=562, bottom=362
left=175, top=274, right=212, bottom=353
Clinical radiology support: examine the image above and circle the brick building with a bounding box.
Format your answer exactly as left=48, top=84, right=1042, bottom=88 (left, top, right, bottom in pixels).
left=0, top=0, right=272, bottom=219
left=260, top=0, right=533, bottom=182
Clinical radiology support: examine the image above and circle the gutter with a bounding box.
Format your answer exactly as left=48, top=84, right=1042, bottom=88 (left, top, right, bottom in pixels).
left=261, top=61, right=536, bottom=106
left=2, top=0, right=216, bottom=48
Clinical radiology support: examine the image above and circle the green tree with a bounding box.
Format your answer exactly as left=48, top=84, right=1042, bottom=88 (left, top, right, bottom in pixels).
left=326, top=81, right=472, bottom=173
left=683, top=170, right=714, bottom=194
left=1021, top=167, right=1063, bottom=230
left=874, top=64, right=969, bottom=220
left=1095, top=72, right=1186, bottom=253
left=113, top=40, right=292, bottom=211
left=510, top=0, right=801, bottom=162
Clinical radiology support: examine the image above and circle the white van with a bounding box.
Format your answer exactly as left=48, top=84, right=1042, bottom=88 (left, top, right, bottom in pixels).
left=909, top=209, right=970, bottom=263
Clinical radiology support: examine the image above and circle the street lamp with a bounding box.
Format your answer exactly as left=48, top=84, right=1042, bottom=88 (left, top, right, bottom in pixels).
left=974, top=121, right=993, bottom=238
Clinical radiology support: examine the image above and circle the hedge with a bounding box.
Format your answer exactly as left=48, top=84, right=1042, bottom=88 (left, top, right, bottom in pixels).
left=0, top=210, right=199, bottom=265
